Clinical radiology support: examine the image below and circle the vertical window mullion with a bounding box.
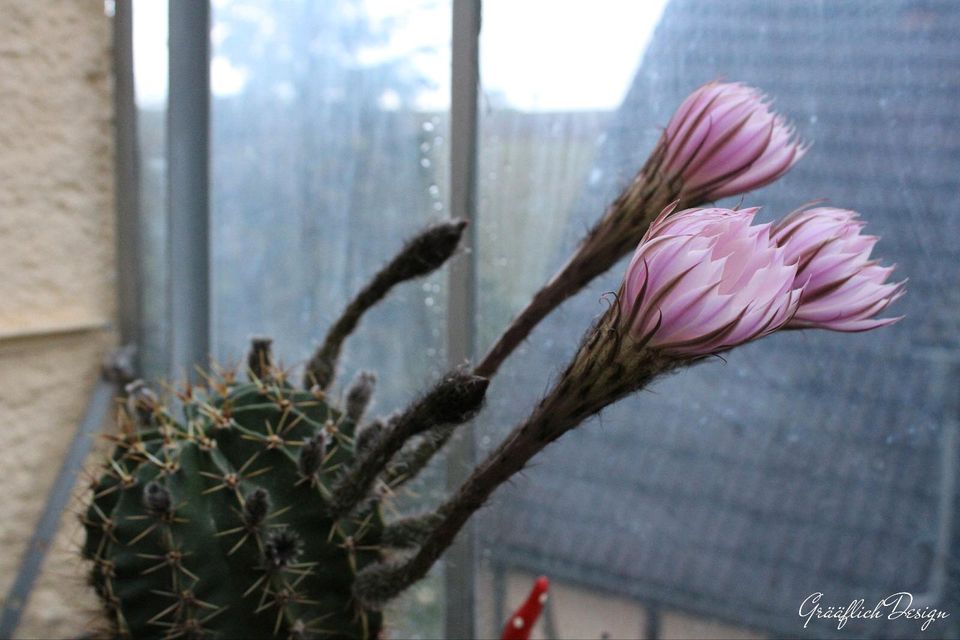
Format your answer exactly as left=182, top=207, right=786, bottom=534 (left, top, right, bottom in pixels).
left=167, top=0, right=211, bottom=381
left=115, top=0, right=142, bottom=366
left=446, top=0, right=482, bottom=637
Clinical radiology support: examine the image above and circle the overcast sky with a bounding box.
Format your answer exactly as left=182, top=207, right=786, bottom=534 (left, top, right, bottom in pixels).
left=134, top=0, right=668, bottom=112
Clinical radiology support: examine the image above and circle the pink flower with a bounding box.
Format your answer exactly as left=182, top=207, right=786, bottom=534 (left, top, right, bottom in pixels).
left=661, top=82, right=806, bottom=201
left=773, top=206, right=905, bottom=331
left=620, top=206, right=802, bottom=356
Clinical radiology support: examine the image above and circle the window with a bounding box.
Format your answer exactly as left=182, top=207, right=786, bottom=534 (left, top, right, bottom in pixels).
left=133, top=1, right=959, bottom=637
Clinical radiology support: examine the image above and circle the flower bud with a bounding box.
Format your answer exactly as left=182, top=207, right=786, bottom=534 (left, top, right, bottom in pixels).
left=620, top=206, right=801, bottom=356
left=298, top=433, right=327, bottom=478
left=773, top=206, right=904, bottom=331
left=345, top=371, right=377, bottom=423
left=142, top=481, right=172, bottom=517
left=243, top=488, right=270, bottom=527
left=246, top=336, right=274, bottom=381
left=393, top=219, right=468, bottom=281
left=661, top=81, right=806, bottom=201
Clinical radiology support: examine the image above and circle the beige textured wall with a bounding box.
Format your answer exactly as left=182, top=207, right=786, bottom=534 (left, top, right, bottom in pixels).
left=0, top=2, right=115, bottom=638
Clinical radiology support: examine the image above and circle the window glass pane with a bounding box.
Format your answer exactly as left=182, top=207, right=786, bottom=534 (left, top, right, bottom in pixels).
left=476, top=1, right=958, bottom=638
left=209, top=1, right=451, bottom=636
left=133, top=0, right=169, bottom=380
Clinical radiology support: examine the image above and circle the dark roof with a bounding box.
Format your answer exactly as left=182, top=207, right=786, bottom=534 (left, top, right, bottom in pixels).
left=479, top=1, right=960, bottom=637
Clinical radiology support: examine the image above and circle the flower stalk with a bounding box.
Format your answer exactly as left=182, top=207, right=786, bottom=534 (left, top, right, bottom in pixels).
left=355, top=306, right=679, bottom=606
left=474, top=146, right=675, bottom=377
left=304, top=218, right=468, bottom=390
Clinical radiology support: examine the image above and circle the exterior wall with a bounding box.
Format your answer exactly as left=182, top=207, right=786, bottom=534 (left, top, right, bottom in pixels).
left=661, top=611, right=766, bottom=640
left=480, top=568, right=768, bottom=640
left=0, top=2, right=115, bottom=638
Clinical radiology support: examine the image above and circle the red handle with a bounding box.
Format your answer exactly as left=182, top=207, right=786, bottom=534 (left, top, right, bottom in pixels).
left=500, top=576, right=550, bottom=640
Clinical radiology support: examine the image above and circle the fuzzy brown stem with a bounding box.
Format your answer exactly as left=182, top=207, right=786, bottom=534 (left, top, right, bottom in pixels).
left=381, top=422, right=457, bottom=489
left=327, top=370, right=488, bottom=518
left=474, top=146, right=676, bottom=379
left=304, top=219, right=468, bottom=389
left=355, top=322, right=676, bottom=606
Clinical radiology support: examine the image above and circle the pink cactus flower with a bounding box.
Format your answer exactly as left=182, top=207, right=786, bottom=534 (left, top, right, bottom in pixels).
left=773, top=206, right=905, bottom=331
left=661, top=81, right=806, bottom=201
left=620, top=206, right=802, bottom=356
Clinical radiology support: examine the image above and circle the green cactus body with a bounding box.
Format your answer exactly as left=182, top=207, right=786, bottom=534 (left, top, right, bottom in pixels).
left=82, top=373, right=384, bottom=639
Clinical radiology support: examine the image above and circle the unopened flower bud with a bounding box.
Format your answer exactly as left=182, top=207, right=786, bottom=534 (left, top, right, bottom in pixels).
left=661, top=81, right=806, bottom=201
left=247, top=336, right=274, bottom=381
left=394, top=219, right=468, bottom=281
left=417, top=370, right=489, bottom=428
left=773, top=206, right=904, bottom=331
left=243, top=488, right=270, bottom=527
left=142, top=481, right=172, bottom=517
left=620, top=206, right=801, bottom=356
left=298, top=433, right=327, bottom=478
left=125, top=380, right=158, bottom=426
left=354, top=418, right=384, bottom=457
left=345, top=371, right=376, bottom=423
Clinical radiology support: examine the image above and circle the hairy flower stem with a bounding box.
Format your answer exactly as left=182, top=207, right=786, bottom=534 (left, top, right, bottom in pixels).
left=327, top=370, right=488, bottom=518
left=304, top=219, right=468, bottom=389
left=474, top=147, right=676, bottom=379
left=382, top=422, right=457, bottom=489
left=355, top=314, right=679, bottom=606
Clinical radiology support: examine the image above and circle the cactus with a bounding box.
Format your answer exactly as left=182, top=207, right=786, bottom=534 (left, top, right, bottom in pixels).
left=81, top=220, right=486, bottom=639
left=83, top=372, right=377, bottom=638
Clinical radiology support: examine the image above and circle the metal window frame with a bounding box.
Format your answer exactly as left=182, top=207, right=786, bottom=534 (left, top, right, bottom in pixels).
left=445, top=1, right=482, bottom=638
left=167, top=0, right=211, bottom=382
